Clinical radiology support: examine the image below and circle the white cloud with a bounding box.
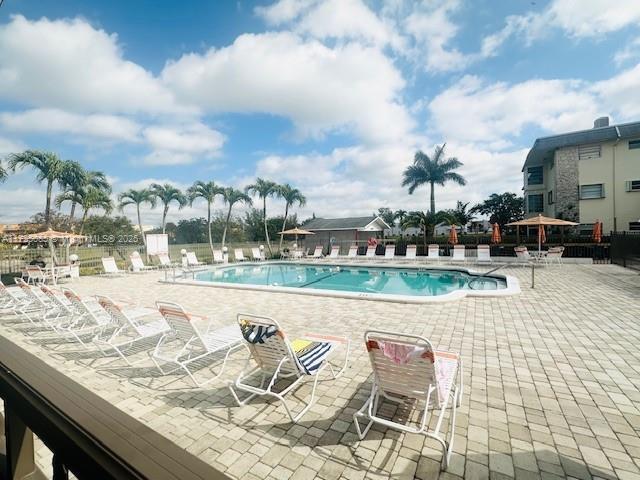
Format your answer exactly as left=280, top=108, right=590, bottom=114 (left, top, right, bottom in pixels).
left=161, top=31, right=413, bottom=143
left=254, top=0, right=316, bottom=25
left=0, top=15, right=186, bottom=115
left=0, top=137, right=26, bottom=156
left=142, top=123, right=225, bottom=156
left=592, top=63, right=640, bottom=119
left=0, top=109, right=142, bottom=142
left=614, top=37, right=640, bottom=66
left=429, top=75, right=598, bottom=143
left=485, top=0, right=640, bottom=54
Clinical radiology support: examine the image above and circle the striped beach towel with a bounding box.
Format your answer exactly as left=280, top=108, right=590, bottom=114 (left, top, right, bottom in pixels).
left=296, top=342, right=332, bottom=375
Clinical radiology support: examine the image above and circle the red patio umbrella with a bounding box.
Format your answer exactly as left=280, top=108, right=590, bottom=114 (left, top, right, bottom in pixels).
left=491, top=222, right=501, bottom=244
left=448, top=224, right=458, bottom=245
left=592, top=220, right=602, bottom=243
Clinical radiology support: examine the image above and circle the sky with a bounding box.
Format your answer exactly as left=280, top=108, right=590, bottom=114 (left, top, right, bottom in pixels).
left=1, top=0, right=640, bottom=226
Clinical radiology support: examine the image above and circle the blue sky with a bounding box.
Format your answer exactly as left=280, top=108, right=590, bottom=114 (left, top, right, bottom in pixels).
left=1, top=0, right=640, bottom=225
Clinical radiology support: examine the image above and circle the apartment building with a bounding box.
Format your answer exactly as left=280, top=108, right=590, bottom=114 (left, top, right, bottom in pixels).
left=522, top=117, right=640, bottom=232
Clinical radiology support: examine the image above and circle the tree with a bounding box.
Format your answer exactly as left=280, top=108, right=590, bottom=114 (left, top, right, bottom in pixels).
left=76, top=187, right=114, bottom=235
left=393, top=209, right=408, bottom=238
left=118, top=189, right=156, bottom=248
left=82, top=215, right=136, bottom=244
left=221, top=187, right=252, bottom=248
left=58, top=163, right=110, bottom=221
left=187, top=181, right=224, bottom=256
left=0, top=161, right=7, bottom=183
left=7, top=150, right=66, bottom=227
left=150, top=183, right=187, bottom=234
left=402, top=211, right=449, bottom=247
left=245, top=178, right=280, bottom=255
left=175, top=218, right=209, bottom=244
left=277, top=184, right=306, bottom=252
left=402, top=144, right=466, bottom=214
left=471, top=193, right=524, bottom=227
left=445, top=201, right=475, bottom=229
left=376, top=207, right=395, bottom=227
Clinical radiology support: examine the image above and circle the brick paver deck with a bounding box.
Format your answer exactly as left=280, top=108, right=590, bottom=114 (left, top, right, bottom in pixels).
left=2, top=264, right=639, bottom=479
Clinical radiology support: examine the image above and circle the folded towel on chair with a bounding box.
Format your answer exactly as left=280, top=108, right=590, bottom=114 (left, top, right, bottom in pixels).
left=241, top=322, right=278, bottom=344
left=381, top=341, right=417, bottom=365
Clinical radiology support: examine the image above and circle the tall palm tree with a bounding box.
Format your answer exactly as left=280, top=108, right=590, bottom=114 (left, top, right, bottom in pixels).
left=277, top=184, right=306, bottom=251
left=118, top=189, right=156, bottom=248
left=245, top=178, right=280, bottom=255
left=58, top=160, right=85, bottom=220
left=76, top=187, right=114, bottom=235
left=402, top=144, right=466, bottom=215
left=150, top=183, right=187, bottom=234
left=394, top=209, right=407, bottom=237
left=220, top=187, right=252, bottom=249
left=187, top=181, right=224, bottom=256
left=7, top=150, right=66, bottom=227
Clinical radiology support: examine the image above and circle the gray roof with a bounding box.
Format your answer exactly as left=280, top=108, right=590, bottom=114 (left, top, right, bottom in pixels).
left=524, top=120, right=640, bottom=169
left=303, top=216, right=386, bottom=231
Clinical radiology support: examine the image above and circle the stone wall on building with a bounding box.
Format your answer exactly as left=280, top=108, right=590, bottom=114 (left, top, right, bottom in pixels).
left=554, top=147, right=580, bottom=222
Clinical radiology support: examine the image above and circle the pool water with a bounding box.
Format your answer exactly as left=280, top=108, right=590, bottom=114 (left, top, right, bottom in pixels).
left=193, top=263, right=507, bottom=297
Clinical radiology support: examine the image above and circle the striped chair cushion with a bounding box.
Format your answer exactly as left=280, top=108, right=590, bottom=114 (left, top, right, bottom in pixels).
left=296, top=342, right=332, bottom=375
left=241, top=323, right=278, bottom=344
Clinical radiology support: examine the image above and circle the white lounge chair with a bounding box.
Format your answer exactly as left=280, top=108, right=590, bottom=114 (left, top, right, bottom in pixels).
left=427, top=245, right=440, bottom=263
left=102, top=257, right=126, bottom=276
left=212, top=249, right=224, bottom=264
left=353, top=330, right=462, bottom=470
left=13, top=278, right=57, bottom=326
left=329, top=245, right=340, bottom=259
left=251, top=247, right=264, bottom=262
left=384, top=244, right=395, bottom=260
left=451, top=245, right=466, bottom=264
left=152, top=301, right=245, bottom=386
left=156, top=252, right=177, bottom=268
left=61, top=288, right=117, bottom=348
left=544, top=246, right=564, bottom=265
left=405, top=245, right=417, bottom=261
left=514, top=247, right=533, bottom=266
left=25, top=265, right=53, bottom=285
left=234, top=248, right=246, bottom=262
left=345, top=245, right=358, bottom=259
left=308, top=245, right=323, bottom=259
left=130, top=252, right=155, bottom=272
left=476, top=245, right=492, bottom=264
left=186, top=251, right=205, bottom=267
left=365, top=245, right=377, bottom=260
left=229, top=313, right=350, bottom=423
left=0, top=279, right=29, bottom=315
left=94, top=295, right=170, bottom=366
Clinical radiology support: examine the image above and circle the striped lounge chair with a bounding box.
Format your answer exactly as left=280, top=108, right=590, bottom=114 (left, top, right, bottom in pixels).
left=229, top=313, right=350, bottom=422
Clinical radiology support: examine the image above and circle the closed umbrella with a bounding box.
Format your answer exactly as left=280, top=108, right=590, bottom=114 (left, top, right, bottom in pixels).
left=448, top=224, right=458, bottom=245
left=490, top=223, right=501, bottom=244
left=592, top=220, right=602, bottom=243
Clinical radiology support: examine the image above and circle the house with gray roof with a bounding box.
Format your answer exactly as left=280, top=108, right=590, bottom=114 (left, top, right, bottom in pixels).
left=523, top=116, right=640, bottom=232
left=301, top=216, right=390, bottom=252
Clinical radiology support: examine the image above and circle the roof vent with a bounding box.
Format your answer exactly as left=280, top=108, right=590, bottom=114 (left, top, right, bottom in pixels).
left=593, top=116, right=609, bottom=128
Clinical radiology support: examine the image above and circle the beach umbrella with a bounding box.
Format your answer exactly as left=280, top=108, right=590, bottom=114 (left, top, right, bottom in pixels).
left=490, top=223, right=501, bottom=244
left=592, top=220, right=602, bottom=243
left=448, top=224, right=458, bottom=245
left=507, top=214, right=578, bottom=254
left=279, top=227, right=315, bottom=243
left=18, top=228, right=87, bottom=278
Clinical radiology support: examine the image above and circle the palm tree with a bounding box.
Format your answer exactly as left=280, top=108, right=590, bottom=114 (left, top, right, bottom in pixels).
left=0, top=161, right=7, bottom=183
left=220, top=187, right=252, bottom=249
left=7, top=150, right=66, bottom=227
left=118, top=189, right=156, bottom=248
left=277, top=184, right=306, bottom=251
left=402, top=144, right=466, bottom=215
left=58, top=164, right=111, bottom=221
left=187, top=181, right=224, bottom=256
left=77, top=187, right=114, bottom=235
left=402, top=211, right=448, bottom=248
left=448, top=201, right=474, bottom=230
left=245, top=178, right=280, bottom=255
left=394, top=209, right=407, bottom=237
left=150, top=183, right=187, bottom=234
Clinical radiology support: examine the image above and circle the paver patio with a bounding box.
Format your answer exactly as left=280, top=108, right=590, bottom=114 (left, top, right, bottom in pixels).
left=2, top=263, right=639, bottom=479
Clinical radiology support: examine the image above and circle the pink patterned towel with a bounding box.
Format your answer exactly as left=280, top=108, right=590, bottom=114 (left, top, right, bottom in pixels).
left=381, top=341, right=416, bottom=365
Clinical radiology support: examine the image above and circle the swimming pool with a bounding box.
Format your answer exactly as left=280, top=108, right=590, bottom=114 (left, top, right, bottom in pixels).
left=175, top=262, right=519, bottom=303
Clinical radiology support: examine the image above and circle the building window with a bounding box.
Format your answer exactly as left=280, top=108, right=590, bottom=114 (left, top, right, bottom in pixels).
left=527, top=166, right=543, bottom=185
left=630, top=222, right=640, bottom=231
left=626, top=180, right=640, bottom=192
left=527, top=194, right=543, bottom=213
left=578, top=145, right=601, bottom=160
left=548, top=190, right=554, bottom=205
left=579, top=184, right=605, bottom=199
left=579, top=224, right=595, bottom=235
left=629, top=139, right=640, bottom=150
